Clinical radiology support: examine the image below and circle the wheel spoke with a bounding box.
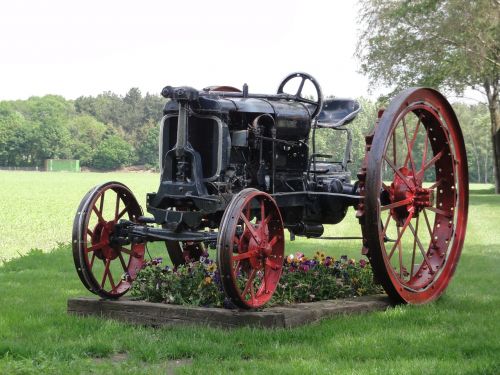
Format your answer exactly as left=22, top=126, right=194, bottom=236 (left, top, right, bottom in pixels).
left=425, top=206, right=452, bottom=217
left=101, top=259, right=110, bottom=288
left=410, top=215, right=419, bottom=278
left=118, top=252, right=128, bottom=272
left=249, top=282, right=256, bottom=303
left=114, top=193, right=121, bottom=220
left=240, top=213, right=260, bottom=244
left=427, top=179, right=443, bottom=190
left=92, top=205, right=105, bottom=223
left=419, top=149, right=444, bottom=177
left=382, top=182, right=391, bottom=192
left=232, top=250, right=259, bottom=262
left=392, top=130, right=397, bottom=166
left=89, top=252, right=96, bottom=269
left=296, top=77, right=306, bottom=97
left=87, top=228, right=93, bottom=237
left=299, top=97, right=318, bottom=105
left=382, top=214, right=392, bottom=236
left=108, top=267, right=116, bottom=290
left=241, top=268, right=257, bottom=298
left=260, top=200, right=266, bottom=223
left=263, top=214, right=272, bottom=226
left=116, top=206, right=128, bottom=221
left=397, top=226, right=403, bottom=278
left=87, top=241, right=107, bottom=253
left=422, top=209, right=434, bottom=238
left=408, top=222, right=434, bottom=273
left=387, top=212, right=414, bottom=259
left=265, top=257, right=280, bottom=270
left=119, top=247, right=133, bottom=255
left=381, top=197, right=413, bottom=211
left=99, top=191, right=105, bottom=215
left=268, top=235, right=279, bottom=247
left=422, top=130, right=429, bottom=170
left=404, top=115, right=422, bottom=168
left=402, top=117, right=418, bottom=180
left=384, top=156, right=414, bottom=191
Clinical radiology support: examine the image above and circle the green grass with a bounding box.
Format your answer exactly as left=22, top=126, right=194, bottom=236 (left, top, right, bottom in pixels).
left=0, top=172, right=499, bottom=374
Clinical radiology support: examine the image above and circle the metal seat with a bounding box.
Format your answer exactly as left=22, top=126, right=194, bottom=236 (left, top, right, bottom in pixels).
left=317, top=99, right=361, bottom=128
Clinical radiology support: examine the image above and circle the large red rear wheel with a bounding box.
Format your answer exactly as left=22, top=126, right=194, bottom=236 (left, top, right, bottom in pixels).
left=217, top=189, right=285, bottom=309
left=72, top=182, right=145, bottom=298
left=359, top=88, right=468, bottom=304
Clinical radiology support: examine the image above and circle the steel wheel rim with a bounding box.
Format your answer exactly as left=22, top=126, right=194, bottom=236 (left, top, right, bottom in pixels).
left=72, top=182, right=144, bottom=298
left=217, top=189, right=284, bottom=309
left=363, top=88, right=468, bottom=304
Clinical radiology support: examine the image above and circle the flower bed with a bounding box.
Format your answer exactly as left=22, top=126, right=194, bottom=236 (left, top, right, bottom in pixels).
left=131, top=252, right=383, bottom=308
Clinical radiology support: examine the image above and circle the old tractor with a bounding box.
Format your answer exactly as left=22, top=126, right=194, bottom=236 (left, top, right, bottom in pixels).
left=72, top=72, right=468, bottom=308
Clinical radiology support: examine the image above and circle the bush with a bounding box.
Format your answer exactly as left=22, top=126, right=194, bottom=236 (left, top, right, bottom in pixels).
left=92, top=135, right=136, bottom=170
left=131, top=252, right=383, bottom=308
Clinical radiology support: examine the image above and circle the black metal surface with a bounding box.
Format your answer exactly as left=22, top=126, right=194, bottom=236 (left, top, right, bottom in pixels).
left=149, top=73, right=361, bottom=253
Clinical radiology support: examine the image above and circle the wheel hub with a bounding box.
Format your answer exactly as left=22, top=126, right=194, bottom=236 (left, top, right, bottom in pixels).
left=92, top=221, right=119, bottom=260
left=390, top=167, right=434, bottom=225
left=246, top=224, right=270, bottom=270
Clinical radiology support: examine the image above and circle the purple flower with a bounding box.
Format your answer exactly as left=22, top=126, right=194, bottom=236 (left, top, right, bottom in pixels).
left=359, top=259, right=367, bottom=268
left=152, top=257, right=163, bottom=265
left=299, top=264, right=310, bottom=272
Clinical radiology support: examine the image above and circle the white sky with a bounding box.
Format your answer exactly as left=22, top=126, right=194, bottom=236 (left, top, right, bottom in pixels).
left=0, top=0, right=375, bottom=100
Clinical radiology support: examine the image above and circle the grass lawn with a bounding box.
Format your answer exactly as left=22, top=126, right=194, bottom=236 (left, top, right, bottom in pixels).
left=0, top=171, right=499, bottom=374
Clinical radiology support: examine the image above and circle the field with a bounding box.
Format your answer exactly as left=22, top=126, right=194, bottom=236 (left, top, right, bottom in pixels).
left=0, top=171, right=499, bottom=374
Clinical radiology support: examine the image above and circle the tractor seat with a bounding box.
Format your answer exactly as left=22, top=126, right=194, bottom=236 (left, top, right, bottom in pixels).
left=317, top=99, right=361, bottom=128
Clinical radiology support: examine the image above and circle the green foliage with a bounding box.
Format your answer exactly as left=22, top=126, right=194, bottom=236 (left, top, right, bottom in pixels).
left=135, top=119, right=159, bottom=167
left=67, top=115, right=107, bottom=166
left=0, top=89, right=164, bottom=169
left=132, top=260, right=223, bottom=307
left=272, top=253, right=382, bottom=305
left=92, top=135, right=136, bottom=170
left=357, top=0, right=500, bottom=191
left=0, top=107, right=31, bottom=166
left=453, top=103, right=494, bottom=183
left=131, top=253, right=382, bottom=308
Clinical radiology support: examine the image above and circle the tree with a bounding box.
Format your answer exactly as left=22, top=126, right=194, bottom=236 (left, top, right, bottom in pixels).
left=357, top=0, right=500, bottom=192
left=92, top=135, right=136, bottom=170
left=135, top=118, right=160, bottom=167
left=67, top=115, right=107, bottom=166
left=0, top=106, right=32, bottom=166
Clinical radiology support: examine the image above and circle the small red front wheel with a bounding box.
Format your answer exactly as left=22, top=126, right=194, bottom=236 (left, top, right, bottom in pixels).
left=217, top=189, right=285, bottom=309
left=72, top=181, right=145, bottom=298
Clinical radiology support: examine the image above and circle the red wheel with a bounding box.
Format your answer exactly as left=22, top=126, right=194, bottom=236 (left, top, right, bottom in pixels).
left=165, top=240, right=205, bottom=266
left=359, top=88, right=468, bottom=304
left=217, top=189, right=285, bottom=309
left=72, top=182, right=145, bottom=298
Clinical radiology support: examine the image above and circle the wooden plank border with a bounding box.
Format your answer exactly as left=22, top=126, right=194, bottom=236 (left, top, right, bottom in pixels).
left=67, top=295, right=391, bottom=329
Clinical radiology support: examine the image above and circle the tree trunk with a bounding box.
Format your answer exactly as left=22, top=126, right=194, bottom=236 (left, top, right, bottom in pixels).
left=485, top=81, right=500, bottom=193
left=493, top=125, right=500, bottom=193
left=484, top=153, right=488, bottom=184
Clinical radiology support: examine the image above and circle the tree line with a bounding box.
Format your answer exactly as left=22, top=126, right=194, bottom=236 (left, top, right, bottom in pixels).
left=0, top=89, right=494, bottom=183
left=0, top=88, right=162, bottom=170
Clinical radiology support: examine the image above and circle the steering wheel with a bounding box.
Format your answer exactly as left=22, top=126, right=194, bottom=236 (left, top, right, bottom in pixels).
left=277, top=72, right=323, bottom=119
